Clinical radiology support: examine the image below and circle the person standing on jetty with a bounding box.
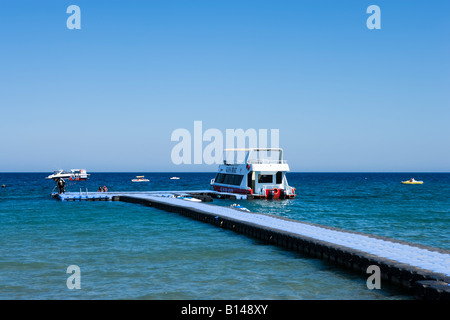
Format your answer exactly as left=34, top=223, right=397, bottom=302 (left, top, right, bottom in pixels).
left=57, top=178, right=66, bottom=194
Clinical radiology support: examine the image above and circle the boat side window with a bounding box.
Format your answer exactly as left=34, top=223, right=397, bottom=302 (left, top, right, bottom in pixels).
left=276, top=171, right=282, bottom=184
left=232, top=174, right=243, bottom=186
left=215, top=173, right=225, bottom=183
left=218, top=174, right=244, bottom=186
left=258, top=174, right=273, bottom=183
left=223, top=174, right=233, bottom=185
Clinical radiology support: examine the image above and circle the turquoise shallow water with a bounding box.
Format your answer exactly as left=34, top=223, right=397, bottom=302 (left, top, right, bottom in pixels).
left=0, top=172, right=449, bottom=299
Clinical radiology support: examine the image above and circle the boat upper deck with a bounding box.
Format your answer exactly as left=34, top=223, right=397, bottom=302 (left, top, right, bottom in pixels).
left=223, top=148, right=287, bottom=165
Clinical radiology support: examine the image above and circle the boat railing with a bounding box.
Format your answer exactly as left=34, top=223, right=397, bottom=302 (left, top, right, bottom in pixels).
left=261, top=184, right=280, bottom=192
left=247, top=159, right=287, bottom=164
left=260, top=183, right=296, bottom=195
left=262, top=184, right=281, bottom=188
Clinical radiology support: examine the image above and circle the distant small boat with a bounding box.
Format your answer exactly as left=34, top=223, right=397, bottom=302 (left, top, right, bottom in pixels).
left=132, top=176, right=149, bottom=182
left=170, top=177, right=180, bottom=180
left=401, top=178, right=423, bottom=185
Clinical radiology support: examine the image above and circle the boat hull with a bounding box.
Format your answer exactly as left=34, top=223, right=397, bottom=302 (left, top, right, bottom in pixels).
left=212, top=185, right=253, bottom=194
left=212, top=184, right=296, bottom=199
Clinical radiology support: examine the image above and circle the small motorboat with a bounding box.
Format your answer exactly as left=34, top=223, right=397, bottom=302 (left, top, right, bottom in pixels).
left=170, top=177, right=180, bottom=180
left=132, top=176, right=150, bottom=182
left=401, top=178, right=423, bottom=185
left=231, top=203, right=250, bottom=212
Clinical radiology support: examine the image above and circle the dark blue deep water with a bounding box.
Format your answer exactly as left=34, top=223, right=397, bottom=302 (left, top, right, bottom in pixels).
left=0, top=172, right=449, bottom=299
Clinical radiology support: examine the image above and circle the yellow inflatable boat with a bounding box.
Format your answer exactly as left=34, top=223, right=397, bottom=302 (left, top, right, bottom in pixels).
left=401, top=180, right=423, bottom=185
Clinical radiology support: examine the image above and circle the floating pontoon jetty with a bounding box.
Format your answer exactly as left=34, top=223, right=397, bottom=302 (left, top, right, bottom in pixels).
left=53, top=190, right=450, bottom=300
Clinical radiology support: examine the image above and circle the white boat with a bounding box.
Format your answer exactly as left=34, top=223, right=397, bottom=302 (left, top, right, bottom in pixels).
left=210, top=148, right=296, bottom=199
left=170, top=177, right=180, bottom=180
left=132, top=176, right=150, bottom=182
left=231, top=203, right=250, bottom=212
left=46, top=169, right=90, bottom=181
left=177, top=196, right=201, bottom=202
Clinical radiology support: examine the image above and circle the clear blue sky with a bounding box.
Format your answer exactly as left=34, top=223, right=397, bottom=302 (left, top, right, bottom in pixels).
left=0, top=0, right=449, bottom=172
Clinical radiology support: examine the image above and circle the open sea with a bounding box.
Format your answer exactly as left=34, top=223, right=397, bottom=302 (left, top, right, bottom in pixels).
left=0, top=172, right=449, bottom=300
